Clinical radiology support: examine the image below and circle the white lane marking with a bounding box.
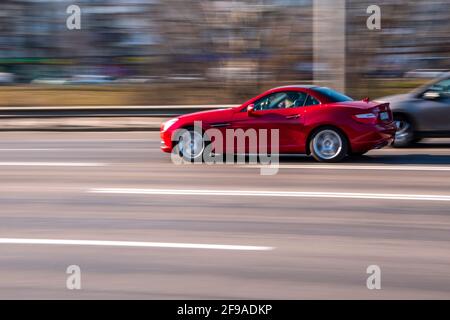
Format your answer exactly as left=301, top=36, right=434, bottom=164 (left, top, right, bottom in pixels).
left=0, top=238, right=272, bottom=251
left=90, top=188, right=450, bottom=202
left=241, top=164, right=450, bottom=172
left=0, top=162, right=106, bottom=167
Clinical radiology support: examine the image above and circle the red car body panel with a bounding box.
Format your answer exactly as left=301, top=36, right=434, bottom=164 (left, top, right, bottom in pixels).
left=160, top=86, right=396, bottom=155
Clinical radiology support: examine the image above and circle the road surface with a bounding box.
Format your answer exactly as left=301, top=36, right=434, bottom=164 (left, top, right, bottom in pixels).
left=0, top=131, right=449, bottom=299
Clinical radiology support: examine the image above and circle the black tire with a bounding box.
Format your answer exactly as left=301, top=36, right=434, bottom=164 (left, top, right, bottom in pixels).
left=173, top=127, right=206, bottom=162
left=393, top=115, right=415, bottom=147
left=309, top=127, right=348, bottom=162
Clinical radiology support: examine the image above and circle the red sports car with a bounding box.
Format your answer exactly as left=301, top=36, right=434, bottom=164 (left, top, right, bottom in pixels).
left=160, top=85, right=396, bottom=162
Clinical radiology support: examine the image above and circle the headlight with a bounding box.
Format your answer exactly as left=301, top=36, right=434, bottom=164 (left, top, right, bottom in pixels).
left=163, top=118, right=179, bottom=131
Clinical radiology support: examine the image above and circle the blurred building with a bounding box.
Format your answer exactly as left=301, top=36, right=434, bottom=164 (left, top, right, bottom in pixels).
left=0, top=0, right=312, bottom=84
left=0, top=0, right=448, bottom=94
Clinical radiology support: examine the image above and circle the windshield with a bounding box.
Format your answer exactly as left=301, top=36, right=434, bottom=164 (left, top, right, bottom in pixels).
left=412, top=75, right=450, bottom=96
left=313, top=87, right=354, bottom=102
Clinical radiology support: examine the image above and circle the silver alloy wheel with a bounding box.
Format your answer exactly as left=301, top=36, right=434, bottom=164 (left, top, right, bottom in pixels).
left=178, top=130, right=204, bottom=159
left=312, top=129, right=343, bottom=160
left=394, top=120, right=412, bottom=143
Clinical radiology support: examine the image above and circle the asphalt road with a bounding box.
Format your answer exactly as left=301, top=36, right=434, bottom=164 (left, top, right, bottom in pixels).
left=0, top=131, right=449, bottom=299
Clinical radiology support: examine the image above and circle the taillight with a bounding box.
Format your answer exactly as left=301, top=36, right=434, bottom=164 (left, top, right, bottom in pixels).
left=352, top=112, right=378, bottom=124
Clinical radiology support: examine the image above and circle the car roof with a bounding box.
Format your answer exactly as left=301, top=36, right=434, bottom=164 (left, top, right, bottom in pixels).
left=272, top=85, right=319, bottom=90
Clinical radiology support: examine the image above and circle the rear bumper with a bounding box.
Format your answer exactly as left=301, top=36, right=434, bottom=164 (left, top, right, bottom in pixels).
left=351, top=122, right=396, bottom=152
left=372, top=138, right=394, bottom=150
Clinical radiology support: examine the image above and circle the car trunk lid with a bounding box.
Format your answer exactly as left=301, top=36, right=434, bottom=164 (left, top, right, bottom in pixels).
left=337, top=100, right=393, bottom=123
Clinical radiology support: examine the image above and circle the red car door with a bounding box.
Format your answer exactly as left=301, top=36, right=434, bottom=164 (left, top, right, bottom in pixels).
left=229, top=91, right=308, bottom=153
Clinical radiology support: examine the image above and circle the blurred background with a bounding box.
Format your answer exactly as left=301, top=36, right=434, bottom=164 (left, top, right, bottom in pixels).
left=0, top=1, right=450, bottom=300
left=0, top=0, right=449, bottom=106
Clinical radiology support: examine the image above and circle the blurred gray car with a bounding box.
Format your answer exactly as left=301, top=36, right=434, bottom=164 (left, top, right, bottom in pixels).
left=380, top=72, right=450, bottom=147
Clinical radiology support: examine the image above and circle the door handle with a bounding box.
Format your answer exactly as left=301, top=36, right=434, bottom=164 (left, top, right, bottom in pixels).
left=285, top=114, right=300, bottom=119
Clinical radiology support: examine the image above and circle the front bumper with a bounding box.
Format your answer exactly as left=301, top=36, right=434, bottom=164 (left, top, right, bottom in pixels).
left=160, top=129, right=173, bottom=153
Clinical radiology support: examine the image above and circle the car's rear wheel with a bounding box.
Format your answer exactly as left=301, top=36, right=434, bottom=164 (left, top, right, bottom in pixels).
left=310, top=127, right=348, bottom=162
left=176, top=128, right=205, bottom=162
left=393, top=116, right=415, bottom=147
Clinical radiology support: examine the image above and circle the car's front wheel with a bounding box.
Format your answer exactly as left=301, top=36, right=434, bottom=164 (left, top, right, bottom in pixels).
left=175, top=128, right=206, bottom=162
left=310, top=127, right=348, bottom=162
left=393, top=116, right=414, bottom=147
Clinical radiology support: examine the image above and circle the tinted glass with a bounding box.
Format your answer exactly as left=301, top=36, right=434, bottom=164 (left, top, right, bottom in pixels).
left=305, top=94, right=320, bottom=106
left=253, top=91, right=306, bottom=111
left=313, top=87, right=353, bottom=102
left=428, top=79, right=450, bottom=96
left=292, top=92, right=308, bottom=107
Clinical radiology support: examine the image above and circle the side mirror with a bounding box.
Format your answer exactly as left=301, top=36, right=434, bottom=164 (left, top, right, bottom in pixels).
left=247, top=104, right=256, bottom=116
left=423, top=91, right=441, bottom=100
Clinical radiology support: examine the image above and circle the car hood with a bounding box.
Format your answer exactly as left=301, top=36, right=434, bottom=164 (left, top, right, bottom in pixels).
left=178, top=107, right=236, bottom=122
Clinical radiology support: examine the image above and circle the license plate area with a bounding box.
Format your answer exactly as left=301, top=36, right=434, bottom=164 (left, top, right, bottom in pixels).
left=379, top=111, right=389, bottom=121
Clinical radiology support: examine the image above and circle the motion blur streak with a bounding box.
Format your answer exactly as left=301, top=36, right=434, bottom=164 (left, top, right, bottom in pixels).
left=243, top=164, right=450, bottom=171
left=0, top=162, right=106, bottom=167
left=0, top=238, right=273, bottom=251
left=90, top=188, right=450, bottom=202
left=0, top=132, right=449, bottom=299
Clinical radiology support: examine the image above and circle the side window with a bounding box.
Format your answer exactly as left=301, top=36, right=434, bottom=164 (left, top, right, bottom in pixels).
left=253, top=91, right=307, bottom=111
left=254, top=92, right=287, bottom=111
left=305, top=94, right=320, bottom=106
left=291, top=92, right=308, bottom=108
